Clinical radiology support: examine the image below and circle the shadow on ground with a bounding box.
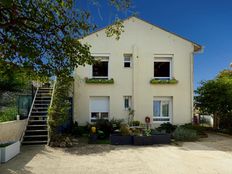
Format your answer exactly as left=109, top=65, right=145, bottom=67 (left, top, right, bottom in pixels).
left=0, top=145, right=53, bottom=174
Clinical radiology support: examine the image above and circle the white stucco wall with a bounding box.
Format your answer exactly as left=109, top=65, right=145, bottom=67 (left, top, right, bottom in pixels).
left=0, top=120, right=27, bottom=143
left=74, top=17, right=198, bottom=127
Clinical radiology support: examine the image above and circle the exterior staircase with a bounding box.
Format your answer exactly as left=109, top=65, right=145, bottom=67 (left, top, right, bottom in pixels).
left=22, top=87, right=53, bottom=145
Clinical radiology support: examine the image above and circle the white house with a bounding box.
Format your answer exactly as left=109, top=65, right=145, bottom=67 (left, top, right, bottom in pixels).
left=73, top=16, right=202, bottom=126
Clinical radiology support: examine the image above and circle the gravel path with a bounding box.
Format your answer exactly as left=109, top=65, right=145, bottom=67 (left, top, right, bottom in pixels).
left=1, top=133, right=232, bottom=174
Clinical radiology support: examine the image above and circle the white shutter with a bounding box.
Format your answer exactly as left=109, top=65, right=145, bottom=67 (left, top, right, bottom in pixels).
left=90, top=97, right=109, bottom=112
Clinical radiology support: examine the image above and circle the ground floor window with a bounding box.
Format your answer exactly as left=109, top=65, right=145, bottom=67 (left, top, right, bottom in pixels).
left=124, top=96, right=132, bottom=110
left=90, top=96, right=109, bottom=122
left=153, top=97, right=172, bottom=122
left=91, top=112, right=109, bottom=122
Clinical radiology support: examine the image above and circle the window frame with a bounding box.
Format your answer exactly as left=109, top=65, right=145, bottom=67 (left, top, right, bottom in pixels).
left=154, top=57, right=172, bottom=80
left=92, top=57, right=109, bottom=79
left=89, top=96, right=109, bottom=123
left=153, top=97, right=172, bottom=123
left=90, top=112, right=109, bottom=122
left=123, top=96, right=132, bottom=110
left=123, top=54, right=132, bottom=68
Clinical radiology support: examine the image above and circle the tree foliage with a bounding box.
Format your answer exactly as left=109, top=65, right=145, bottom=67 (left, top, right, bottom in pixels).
left=0, top=0, right=131, bottom=77
left=195, top=70, right=232, bottom=128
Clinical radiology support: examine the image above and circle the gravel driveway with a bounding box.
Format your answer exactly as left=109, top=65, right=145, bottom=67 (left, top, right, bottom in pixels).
left=1, top=133, right=232, bottom=174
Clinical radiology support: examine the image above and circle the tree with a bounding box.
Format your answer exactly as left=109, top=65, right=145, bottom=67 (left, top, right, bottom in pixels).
left=0, top=0, right=131, bottom=77
left=195, top=70, right=232, bottom=129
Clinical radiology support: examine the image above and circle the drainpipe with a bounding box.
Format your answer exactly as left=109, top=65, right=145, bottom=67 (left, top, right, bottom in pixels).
left=132, top=44, right=138, bottom=119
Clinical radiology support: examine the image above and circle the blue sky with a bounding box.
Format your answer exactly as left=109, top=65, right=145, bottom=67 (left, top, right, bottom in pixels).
left=79, top=0, right=232, bottom=89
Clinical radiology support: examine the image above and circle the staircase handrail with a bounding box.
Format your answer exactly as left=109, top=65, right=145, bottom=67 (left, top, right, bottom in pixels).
left=47, top=78, right=56, bottom=145
left=49, top=79, right=56, bottom=109
left=20, top=87, right=39, bottom=142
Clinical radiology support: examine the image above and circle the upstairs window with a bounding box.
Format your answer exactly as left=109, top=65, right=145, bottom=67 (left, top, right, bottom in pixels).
left=124, top=54, right=132, bottom=68
left=92, top=57, right=108, bottom=78
left=154, top=58, right=172, bottom=80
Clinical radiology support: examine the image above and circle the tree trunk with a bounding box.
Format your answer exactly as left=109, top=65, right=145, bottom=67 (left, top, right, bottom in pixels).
left=213, top=112, right=220, bottom=129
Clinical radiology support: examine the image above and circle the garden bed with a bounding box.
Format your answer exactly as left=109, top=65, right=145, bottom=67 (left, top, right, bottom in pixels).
left=110, top=134, right=133, bottom=145
left=110, top=134, right=171, bottom=145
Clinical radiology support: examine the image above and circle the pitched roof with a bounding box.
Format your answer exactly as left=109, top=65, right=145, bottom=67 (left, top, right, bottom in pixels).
left=83, top=16, right=202, bottom=52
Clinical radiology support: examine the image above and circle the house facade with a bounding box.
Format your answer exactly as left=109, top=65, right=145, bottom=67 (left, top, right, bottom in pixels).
left=74, top=17, right=202, bottom=126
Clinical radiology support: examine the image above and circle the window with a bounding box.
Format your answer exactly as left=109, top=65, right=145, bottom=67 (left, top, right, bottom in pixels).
left=154, top=58, right=172, bottom=80
left=124, top=54, right=132, bottom=68
left=92, top=57, right=108, bottom=78
left=91, top=112, right=109, bottom=122
left=90, top=97, right=109, bottom=122
left=124, top=96, right=132, bottom=110
left=153, top=97, right=172, bottom=122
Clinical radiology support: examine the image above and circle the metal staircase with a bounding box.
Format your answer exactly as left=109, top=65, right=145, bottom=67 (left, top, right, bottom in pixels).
left=22, top=87, right=53, bottom=145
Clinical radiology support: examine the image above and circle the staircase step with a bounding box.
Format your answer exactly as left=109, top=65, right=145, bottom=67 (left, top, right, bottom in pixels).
left=22, top=141, right=47, bottom=145
left=24, top=135, right=48, bottom=138
left=31, top=112, right=48, bottom=115
left=29, top=119, right=47, bottom=122
left=26, top=129, right=48, bottom=132
left=30, top=116, right=47, bottom=119
left=27, top=124, right=47, bottom=127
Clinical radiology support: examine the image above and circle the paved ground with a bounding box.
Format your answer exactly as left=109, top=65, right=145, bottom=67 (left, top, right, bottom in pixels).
left=1, top=133, right=232, bottom=174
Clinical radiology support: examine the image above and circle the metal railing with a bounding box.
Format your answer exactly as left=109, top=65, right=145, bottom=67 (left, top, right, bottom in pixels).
left=20, top=87, right=39, bottom=142
left=47, top=78, right=56, bottom=145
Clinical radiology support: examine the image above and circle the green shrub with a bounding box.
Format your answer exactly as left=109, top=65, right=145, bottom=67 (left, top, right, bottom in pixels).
left=120, top=124, right=130, bottom=135
left=0, top=107, right=17, bottom=122
left=85, top=78, right=114, bottom=84
left=72, top=121, right=89, bottom=137
left=95, top=119, right=112, bottom=139
left=150, top=78, right=178, bottom=84
left=132, top=120, right=140, bottom=126
left=157, top=122, right=177, bottom=133
left=110, top=118, right=124, bottom=130
left=173, top=127, right=198, bottom=141
left=144, top=128, right=152, bottom=136
left=180, top=123, right=208, bottom=137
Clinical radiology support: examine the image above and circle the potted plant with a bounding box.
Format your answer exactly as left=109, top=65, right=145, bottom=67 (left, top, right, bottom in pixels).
left=110, top=124, right=133, bottom=145
left=0, top=141, right=20, bottom=163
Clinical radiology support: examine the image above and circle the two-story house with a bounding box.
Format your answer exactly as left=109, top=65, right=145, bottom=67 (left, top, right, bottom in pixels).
left=74, top=16, right=202, bottom=126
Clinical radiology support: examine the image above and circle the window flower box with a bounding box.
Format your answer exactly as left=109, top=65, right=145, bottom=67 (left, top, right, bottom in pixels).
left=85, top=78, right=114, bottom=84
left=110, top=134, right=133, bottom=145
left=0, top=141, right=20, bottom=163
left=150, top=78, right=178, bottom=84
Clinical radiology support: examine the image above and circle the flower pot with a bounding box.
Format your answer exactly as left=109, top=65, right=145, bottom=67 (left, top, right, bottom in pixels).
left=0, top=141, right=20, bottom=163
left=152, top=133, right=171, bottom=144
left=110, top=134, right=133, bottom=145
left=133, top=136, right=153, bottom=145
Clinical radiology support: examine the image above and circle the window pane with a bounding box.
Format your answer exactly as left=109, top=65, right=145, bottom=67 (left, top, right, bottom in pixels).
left=153, top=101, right=161, bottom=117
left=154, top=62, right=170, bottom=78
left=124, top=57, right=131, bottom=61
left=162, top=101, right=169, bottom=117
left=124, top=62, right=130, bottom=67
left=93, top=61, right=108, bottom=77
left=101, top=112, right=109, bottom=119
left=124, top=98, right=129, bottom=108
left=91, top=112, right=99, bottom=119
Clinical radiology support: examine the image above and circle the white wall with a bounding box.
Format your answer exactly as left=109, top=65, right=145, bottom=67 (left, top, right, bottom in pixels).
left=74, top=17, right=196, bottom=126
left=0, top=120, right=27, bottom=143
